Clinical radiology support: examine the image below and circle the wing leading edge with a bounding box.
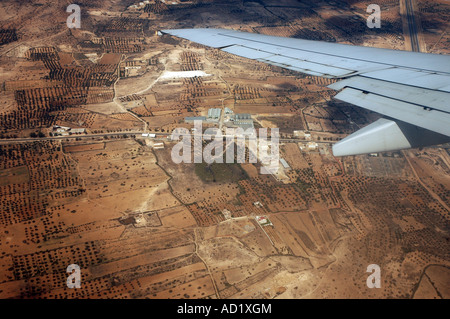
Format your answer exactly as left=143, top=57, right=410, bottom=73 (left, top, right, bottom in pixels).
left=159, top=28, right=450, bottom=156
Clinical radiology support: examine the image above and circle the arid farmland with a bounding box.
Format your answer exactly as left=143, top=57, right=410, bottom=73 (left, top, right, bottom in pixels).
left=0, top=0, right=448, bottom=301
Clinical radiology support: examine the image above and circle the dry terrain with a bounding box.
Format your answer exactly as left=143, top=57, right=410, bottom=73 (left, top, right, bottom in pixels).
left=0, top=0, right=448, bottom=299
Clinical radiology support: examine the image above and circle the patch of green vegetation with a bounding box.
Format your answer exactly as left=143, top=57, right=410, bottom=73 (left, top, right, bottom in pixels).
left=194, top=162, right=248, bottom=183
left=0, top=165, right=30, bottom=186
left=296, top=178, right=311, bottom=194
left=73, top=53, right=88, bottom=60
left=259, top=115, right=304, bottom=134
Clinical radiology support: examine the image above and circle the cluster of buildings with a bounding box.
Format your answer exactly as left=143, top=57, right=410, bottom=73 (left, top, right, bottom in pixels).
left=184, top=107, right=255, bottom=131
left=299, top=142, right=319, bottom=151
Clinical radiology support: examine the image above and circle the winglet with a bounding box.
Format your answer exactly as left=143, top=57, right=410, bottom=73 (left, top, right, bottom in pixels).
left=332, top=118, right=412, bottom=156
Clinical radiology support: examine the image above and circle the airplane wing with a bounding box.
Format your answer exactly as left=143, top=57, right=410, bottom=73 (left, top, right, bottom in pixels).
left=159, top=28, right=450, bottom=156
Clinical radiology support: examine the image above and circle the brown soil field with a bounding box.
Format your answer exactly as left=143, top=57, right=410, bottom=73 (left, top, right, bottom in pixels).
left=0, top=0, right=448, bottom=301
left=63, top=142, right=105, bottom=153
left=0, top=165, right=29, bottom=186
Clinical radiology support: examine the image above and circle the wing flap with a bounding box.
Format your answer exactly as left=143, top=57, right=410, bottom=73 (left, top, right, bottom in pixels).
left=329, top=77, right=450, bottom=112
left=334, top=88, right=450, bottom=136
left=361, top=68, right=450, bottom=92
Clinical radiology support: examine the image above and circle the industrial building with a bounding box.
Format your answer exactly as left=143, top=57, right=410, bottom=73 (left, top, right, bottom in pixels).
left=230, top=113, right=254, bottom=130
left=207, top=108, right=222, bottom=121
left=280, top=158, right=291, bottom=169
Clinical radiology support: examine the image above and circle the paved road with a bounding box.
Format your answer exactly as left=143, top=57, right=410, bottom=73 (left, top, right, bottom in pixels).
left=0, top=132, right=145, bottom=144
left=0, top=131, right=336, bottom=145
left=405, top=0, right=421, bottom=52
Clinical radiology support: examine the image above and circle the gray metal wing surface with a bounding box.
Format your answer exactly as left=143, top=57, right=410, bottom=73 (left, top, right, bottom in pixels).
left=159, top=28, right=450, bottom=156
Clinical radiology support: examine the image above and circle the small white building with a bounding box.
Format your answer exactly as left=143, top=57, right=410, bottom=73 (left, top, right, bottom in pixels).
left=253, top=201, right=263, bottom=207
left=222, top=209, right=232, bottom=220
left=256, top=216, right=268, bottom=224
left=53, top=125, right=71, bottom=133
left=307, top=142, right=318, bottom=150
left=70, top=128, right=86, bottom=134
left=153, top=142, right=165, bottom=150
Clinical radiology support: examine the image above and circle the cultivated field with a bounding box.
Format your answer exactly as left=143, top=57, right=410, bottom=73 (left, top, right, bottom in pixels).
left=0, top=0, right=448, bottom=300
